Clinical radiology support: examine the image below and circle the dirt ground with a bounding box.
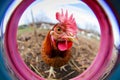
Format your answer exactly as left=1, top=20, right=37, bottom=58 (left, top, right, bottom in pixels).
left=17, top=25, right=100, bottom=80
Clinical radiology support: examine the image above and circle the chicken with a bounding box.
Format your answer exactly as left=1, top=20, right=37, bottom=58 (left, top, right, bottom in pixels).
left=41, top=9, right=78, bottom=78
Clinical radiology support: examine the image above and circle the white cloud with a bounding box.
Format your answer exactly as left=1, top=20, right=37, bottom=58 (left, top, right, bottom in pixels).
left=19, top=0, right=100, bottom=34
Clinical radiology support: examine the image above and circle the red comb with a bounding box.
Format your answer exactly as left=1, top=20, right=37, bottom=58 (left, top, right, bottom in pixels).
left=56, top=9, right=78, bottom=35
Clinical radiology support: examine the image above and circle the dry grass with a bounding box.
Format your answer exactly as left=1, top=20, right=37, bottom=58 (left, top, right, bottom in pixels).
left=17, top=26, right=100, bottom=80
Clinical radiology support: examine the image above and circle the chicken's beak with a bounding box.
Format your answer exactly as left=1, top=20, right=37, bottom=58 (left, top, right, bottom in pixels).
left=67, top=32, right=77, bottom=41
left=67, top=36, right=76, bottom=41
left=67, top=36, right=80, bottom=46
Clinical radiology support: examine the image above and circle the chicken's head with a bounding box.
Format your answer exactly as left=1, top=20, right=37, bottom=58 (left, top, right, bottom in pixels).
left=50, top=9, right=78, bottom=51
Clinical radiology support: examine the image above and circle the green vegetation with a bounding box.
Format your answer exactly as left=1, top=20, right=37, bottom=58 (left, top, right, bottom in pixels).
left=18, top=25, right=28, bottom=29
left=17, top=26, right=50, bottom=37
left=17, top=26, right=33, bottom=36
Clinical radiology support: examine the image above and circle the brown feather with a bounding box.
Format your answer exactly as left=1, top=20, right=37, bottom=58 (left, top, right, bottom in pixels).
left=41, top=31, right=71, bottom=68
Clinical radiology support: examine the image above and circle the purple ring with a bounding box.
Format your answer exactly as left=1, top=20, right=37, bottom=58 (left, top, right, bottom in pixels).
left=4, top=0, right=114, bottom=80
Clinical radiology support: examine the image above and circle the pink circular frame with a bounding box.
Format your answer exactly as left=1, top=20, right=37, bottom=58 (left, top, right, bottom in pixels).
left=4, top=0, right=114, bottom=80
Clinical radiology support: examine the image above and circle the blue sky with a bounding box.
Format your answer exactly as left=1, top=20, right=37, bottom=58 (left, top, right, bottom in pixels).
left=2, top=0, right=120, bottom=47
left=19, top=0, right=97, bottom=24
left=3, top=0, right=99, bottom=29
left=18, top=0, right=100, bottom=33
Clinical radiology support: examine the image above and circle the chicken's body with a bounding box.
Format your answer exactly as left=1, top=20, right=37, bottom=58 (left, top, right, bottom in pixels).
left=41, top=9, right=78, bottom=78
left=41, top=31, right=71, bottom=68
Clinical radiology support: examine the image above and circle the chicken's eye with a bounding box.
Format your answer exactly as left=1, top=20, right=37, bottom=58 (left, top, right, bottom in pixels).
left=55, top=26, right=63, bottom=34
left=57, top=28, right=61, bottom=31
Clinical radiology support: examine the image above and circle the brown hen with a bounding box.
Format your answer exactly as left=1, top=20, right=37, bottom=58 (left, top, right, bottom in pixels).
left=41, top=9, right=78, bottom=78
